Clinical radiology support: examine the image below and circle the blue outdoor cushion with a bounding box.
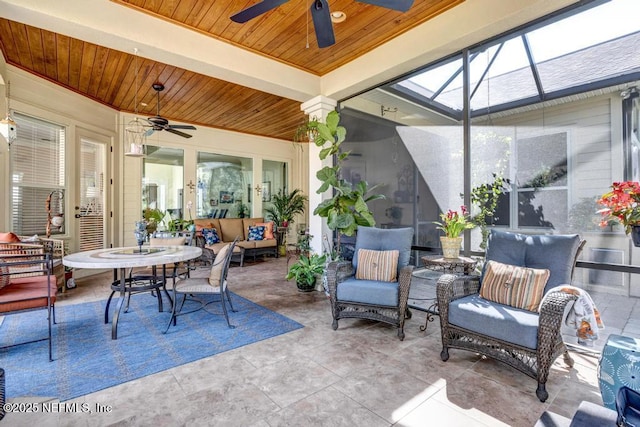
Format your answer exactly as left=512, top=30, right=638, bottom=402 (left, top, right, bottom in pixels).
left=202, top=228, right=220, bottom=245
left=448, top=294, right=540, bottom=349
left=352, top=227, right=413, bottom=278
left=247, top=225, right=265, bottom=241
left=483, top=230, right=581, bottom=294
left=336, top=277, right=399, bottom=307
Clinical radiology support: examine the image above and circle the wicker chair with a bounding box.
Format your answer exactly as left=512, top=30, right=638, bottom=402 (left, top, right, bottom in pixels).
left=326, top=226, right=414, bottom=340
left=437, top=229, right=585, bottom=402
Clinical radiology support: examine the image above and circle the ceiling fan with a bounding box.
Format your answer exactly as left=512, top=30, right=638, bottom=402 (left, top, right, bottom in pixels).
left=230, top=0, right=415, bottom=48
left=144, top=83, right=196, bottom=139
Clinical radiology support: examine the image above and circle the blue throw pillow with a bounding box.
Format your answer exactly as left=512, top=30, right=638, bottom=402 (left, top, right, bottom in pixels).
left=248, top=225, right=265, bottom=241
left=202, top=228, right=220, bottom=245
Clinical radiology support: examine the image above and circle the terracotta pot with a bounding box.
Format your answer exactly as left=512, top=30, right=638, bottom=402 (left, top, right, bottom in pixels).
left=440, top=236, right=462, bottom=259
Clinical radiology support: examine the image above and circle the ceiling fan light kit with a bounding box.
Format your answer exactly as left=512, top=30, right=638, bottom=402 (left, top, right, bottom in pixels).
left=330, top=11, right=347, bottom=23
left=144, top=82, right=197, bottom=139
left=231, top=0, right=415, bottom=48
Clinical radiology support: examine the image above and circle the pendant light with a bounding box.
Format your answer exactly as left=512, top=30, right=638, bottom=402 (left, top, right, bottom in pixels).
left=0, top=81, right=17, bottom=150
left=125, top=48, right=146, bottom=157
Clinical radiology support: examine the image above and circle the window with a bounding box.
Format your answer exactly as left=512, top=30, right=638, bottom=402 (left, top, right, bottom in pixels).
left=142, top=146, right=184, bottom=220
left=11, top=113, right=66, bottom=236
left=515, top=131, right=568, bottom=229
left=196, top=152, right=252, bottom=219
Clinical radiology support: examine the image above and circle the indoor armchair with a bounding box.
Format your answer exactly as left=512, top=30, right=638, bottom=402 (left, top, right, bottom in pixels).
left=326, top=226, right=414, bottom=340
left=437, top=229, right=585, bottom=402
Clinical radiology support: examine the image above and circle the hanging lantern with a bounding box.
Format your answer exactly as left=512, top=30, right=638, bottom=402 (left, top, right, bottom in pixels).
left=124, top=49, right=146, bottom=157
left=0, top=81, right=17, bottom=149
left=124, top=117, right=146, bottom=157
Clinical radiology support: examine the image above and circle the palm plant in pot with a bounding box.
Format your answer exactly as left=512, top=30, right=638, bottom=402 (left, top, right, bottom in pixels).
left=264, top=189, right=308, bottom=255
left=286, top=253, right=326, bottom=292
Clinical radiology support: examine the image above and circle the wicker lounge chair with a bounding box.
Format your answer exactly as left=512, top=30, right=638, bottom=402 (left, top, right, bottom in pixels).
left=437, top=229, right=585, bottom=402
left=326, top=226, right=414, bottom=340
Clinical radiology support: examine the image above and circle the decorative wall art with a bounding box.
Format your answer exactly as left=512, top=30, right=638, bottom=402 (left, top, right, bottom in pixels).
left=219, top=191, right=234, bottom=204
left=262, top=182, right=271, bottom=202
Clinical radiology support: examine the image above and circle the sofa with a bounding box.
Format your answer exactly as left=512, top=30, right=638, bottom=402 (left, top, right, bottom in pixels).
left=193, top=217, right=277, bottom=264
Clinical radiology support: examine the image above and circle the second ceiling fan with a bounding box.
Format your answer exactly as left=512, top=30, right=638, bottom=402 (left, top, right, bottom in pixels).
left=231, top=0, right=415, bottom=48
left=144, top=83, right=196, bottom=139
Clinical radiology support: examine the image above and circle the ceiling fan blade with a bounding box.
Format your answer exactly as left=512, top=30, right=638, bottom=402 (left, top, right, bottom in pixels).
left=165, top=128, right=193, bottom=138
left=356, top=0, right=415, bottom=12
left=144, top=128, right=155, bottom=137
left=169, top=125, right=197, bottom=130
left=311, top=0, right=335, bottom=48
left=231, top=0, right=289, bottom=23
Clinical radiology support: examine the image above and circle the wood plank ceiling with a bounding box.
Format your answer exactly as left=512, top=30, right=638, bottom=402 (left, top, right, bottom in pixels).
left=0, top=0, right=464, bottom=141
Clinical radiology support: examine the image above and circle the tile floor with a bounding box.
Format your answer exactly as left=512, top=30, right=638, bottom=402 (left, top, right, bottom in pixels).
left=4, top=257, right=636, bottom=426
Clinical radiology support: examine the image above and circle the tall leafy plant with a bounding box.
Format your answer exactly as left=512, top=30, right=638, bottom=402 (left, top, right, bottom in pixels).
left=309, top=111, right=384, bottom=253
left=264, top=188, right=307, bottom=227
left=468, top=173, right=510, bottom=249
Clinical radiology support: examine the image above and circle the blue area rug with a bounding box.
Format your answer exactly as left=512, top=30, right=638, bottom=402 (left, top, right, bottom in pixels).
left=0, top=292, right=303, bottom=401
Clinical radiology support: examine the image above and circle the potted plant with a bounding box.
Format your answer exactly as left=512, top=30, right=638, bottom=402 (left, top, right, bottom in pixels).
left=433, top=205, right=475, bottom=259
left=264, top=189, right=308, bottom=255
left=286, top=253, right=326, bottom=292
left=469, top=173, right=510, bottom=250
left=309, top=111, right=384, bottom=256
left=143, top=208, right=164, bottom=234
left=598, top=181, right=640, bottom=246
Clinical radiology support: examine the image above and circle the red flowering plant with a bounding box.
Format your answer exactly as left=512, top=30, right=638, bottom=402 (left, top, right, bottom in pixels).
left=434, top=205, right=475, bottom=238
left=597, top=181, right=640, bottom=234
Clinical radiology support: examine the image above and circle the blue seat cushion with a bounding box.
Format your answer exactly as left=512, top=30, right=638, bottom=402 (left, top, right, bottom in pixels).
left=336, top=277, right=399, bottom=307
left=448, top=294, right=540, bottom=349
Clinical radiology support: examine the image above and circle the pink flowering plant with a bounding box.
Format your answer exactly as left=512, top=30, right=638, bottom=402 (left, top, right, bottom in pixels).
left=434, top=205, right=475, bottom=238
left=597, top=181, right=640, bottom=234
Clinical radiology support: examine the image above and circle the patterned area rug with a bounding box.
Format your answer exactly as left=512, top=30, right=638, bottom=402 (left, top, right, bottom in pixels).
left=0, top=292, right=303, bottom=401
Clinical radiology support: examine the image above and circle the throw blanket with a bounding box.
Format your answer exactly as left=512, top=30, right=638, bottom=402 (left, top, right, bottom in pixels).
left=543, top=285, right=604, bottom=346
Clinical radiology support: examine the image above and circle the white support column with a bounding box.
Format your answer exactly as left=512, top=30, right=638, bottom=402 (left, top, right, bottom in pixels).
left=301, top=95, right=337, bottom=255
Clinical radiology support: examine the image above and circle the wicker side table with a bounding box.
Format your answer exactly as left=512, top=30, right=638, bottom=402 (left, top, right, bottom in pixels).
left=417, top=255, right=478, bottom=331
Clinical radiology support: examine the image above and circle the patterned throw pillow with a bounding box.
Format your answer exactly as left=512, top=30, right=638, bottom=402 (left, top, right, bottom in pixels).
left=0, top=258, right=9, bottom=290
left=202, top=228, right=220, bottom=245
left=247, top=225, right=265, bottom=241
left=479, top=260, right=550, bottom=312
left=256, top=222, right=274, bottom=239
left=355, top=249, right=399, bottom=282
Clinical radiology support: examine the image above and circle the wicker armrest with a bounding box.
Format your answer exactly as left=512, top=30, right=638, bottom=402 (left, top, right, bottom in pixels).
left=325, top=260, right=353, bottom=300
left=436, top=273, right=480, bottom=304
left=398, top=264, right=415, bottom=312
left=538, top=288, right=578, bottom=343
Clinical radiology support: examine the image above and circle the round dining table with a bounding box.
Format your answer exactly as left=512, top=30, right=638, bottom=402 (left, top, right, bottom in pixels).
left=63, top=245, right=202, bottom=339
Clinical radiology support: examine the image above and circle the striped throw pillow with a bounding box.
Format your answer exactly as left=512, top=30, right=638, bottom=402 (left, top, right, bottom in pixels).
left=355, top=249, right=399, bottom=282
left=479, top=260, right=550, bottom=312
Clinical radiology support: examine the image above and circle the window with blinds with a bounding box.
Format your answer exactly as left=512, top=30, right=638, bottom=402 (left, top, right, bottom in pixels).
left=11, top=113, right=66, bottom=236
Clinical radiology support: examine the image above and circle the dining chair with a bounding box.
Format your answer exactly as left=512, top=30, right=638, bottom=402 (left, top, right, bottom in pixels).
left=164, top=237, right=239, bottom=332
